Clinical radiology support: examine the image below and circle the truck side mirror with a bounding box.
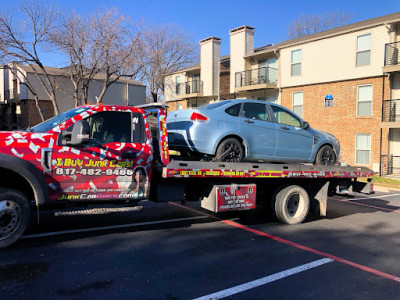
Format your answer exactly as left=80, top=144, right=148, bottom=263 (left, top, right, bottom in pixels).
left=70, top=120, right=90, bottom=145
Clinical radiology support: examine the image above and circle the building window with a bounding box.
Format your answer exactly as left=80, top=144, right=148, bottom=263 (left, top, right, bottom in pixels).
left=356, top=134, right=371, bottom=164
left=291, top=49, right=301, bottom=76
left=177, top=104, right=183, bottom=110
left=357, top=84, right=372, bottom=116
left=292, top=92, right=303, bottom=117
left=356, top=34, right=371, bottom=66
left=175, top=76, right=181, bottom=94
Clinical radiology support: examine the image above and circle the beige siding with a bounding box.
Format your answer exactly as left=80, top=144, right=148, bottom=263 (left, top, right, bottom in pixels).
left=201, top=41, right=214, bottom=96
left=213, top=42, right=220, bottom=96
left=280, top=25, right=389, bottom=88
left=230, top=31, right=247, bottom=93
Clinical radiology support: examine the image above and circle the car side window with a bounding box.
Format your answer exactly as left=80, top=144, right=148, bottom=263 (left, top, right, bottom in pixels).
left=225, top=103, right=241, bottom=116
left=86, top=111, right=132, bottom=145
left=243, top=103, right=270, bottom=121
left=271, top=106, right=302, bottom=127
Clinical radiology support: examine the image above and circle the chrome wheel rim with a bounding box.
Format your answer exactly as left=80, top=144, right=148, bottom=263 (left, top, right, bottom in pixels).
left=0, top=200, right=22, bottom=241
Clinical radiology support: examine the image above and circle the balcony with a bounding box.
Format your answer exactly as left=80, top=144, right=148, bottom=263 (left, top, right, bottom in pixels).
left=235, top=67, right=277, bottom=92
left=176, top=80, right=203, bottom=99
left=383, top=42, right=400, bottom=73
left=382, top=99, right=400, bottom=127
left=380, top=155, right=400, bottom=176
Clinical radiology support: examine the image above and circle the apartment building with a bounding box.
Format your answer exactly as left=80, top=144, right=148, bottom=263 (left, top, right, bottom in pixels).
left=0, top=64, right=146, bottom=130
left=164, top=12, right=400, bottom=173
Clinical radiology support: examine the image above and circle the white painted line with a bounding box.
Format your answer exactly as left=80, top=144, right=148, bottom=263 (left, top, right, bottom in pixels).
left=338, top=193, right=400, bottom=202
left=192, top=258, right=333, bottom=300
left=22, top=216, right=209, bottom=239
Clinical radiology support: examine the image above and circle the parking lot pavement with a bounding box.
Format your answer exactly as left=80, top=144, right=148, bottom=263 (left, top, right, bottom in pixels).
left=1, top=191, right=400, bottom=299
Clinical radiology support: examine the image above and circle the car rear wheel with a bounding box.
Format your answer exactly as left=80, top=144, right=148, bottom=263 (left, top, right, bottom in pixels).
left=215, top=138, right=244, bottom=162
left=315, top=145, right=336, bottom=165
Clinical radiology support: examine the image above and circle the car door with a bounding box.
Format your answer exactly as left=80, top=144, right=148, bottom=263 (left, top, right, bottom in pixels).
left=52, top=110, right=151, bottom=201
left=270, top=105, right=313, bottom=161
left=238, top=102, right=277, bottom=159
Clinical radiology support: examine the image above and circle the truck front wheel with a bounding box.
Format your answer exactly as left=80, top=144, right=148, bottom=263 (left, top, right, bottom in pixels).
left=274, top=185, right=309, bottom=225
left=0, top=189, right=30, bottom=248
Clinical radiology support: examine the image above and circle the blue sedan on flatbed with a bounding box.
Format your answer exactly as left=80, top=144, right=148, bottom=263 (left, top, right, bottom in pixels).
left=166, top=99, right=340, bottom=165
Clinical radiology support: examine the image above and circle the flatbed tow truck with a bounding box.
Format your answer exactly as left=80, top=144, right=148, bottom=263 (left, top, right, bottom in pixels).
left=0, top=104, right=374, bottom=248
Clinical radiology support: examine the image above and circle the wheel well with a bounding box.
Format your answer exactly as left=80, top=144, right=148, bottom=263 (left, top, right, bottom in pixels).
left=215, top=135, right=246, bottom=155
left=0, top=167, right=34, bottom=201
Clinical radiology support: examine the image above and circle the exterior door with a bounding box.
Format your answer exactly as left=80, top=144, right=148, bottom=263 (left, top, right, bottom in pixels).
left=238, top=102, right=277, bottom=159
left=267, top=58, right=277, bottom=83
left=271, top=105, right=313, bottom=161
left=52, top=110, right=150, bottom=201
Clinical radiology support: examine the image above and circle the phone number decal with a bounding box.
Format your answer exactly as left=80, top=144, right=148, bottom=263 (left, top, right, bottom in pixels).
left=55, top=168, right=134, bottom=176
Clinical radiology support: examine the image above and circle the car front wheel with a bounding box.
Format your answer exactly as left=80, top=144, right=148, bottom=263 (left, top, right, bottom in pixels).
left=315, top=145, right=336, bottom=165
left=215, top=138, right=244, bottom=162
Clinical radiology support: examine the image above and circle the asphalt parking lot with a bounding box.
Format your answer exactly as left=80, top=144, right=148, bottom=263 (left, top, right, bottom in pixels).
left=2, top=189, right=400, bottom=300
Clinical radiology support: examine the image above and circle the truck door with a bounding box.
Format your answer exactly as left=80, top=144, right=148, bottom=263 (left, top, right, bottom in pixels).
left=52, top=110, right=152, bottom=202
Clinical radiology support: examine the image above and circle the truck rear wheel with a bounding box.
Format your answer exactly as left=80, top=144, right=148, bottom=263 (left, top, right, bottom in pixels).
left=274, top=185, right=309, bottom=225
left=0, top=189, right=30, bottom=248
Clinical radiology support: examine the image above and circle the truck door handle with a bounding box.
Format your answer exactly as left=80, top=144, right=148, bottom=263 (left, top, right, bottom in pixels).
left=121, top=152, right=137, bottom=159
left=281, top=126, right=290, bottom=130
left=244, top=119, right=254, bottom=124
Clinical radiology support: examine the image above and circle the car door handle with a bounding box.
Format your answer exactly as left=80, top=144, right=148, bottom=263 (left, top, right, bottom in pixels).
left=281, top=126, right=290, bottom=130
left=244, top=119, right=254, bottom=124
left=121, top=152, right=137, bottom=159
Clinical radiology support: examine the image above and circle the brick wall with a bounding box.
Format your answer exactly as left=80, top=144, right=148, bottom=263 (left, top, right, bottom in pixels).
left=281, top=76, right=389, bottom=169
left=167, top=100, right=188, bottom=113
left=20, top=100, right=55, bottom=128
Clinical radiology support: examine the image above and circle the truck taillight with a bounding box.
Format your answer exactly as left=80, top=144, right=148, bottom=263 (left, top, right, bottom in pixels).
left=190, top=112, right=208, bottom=122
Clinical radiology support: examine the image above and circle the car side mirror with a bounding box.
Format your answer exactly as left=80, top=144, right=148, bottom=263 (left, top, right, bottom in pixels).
left=70, top=120, right=90, bottom=145
left=302, top=121, right=310, bottom=130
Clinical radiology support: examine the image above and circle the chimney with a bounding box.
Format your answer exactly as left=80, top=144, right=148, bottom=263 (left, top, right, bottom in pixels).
left=200, top=37, right=221, bottom=97
left=229, top=25, right=255, bottom=94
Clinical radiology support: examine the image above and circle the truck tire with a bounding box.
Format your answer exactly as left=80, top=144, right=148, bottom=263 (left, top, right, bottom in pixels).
left=215, top=138, right=244, bottom=162
left=315, top=145, right=336, bottom=165
left=0, top=189, right=30, bottom=248
left=274, top=185, right=309, bottom=225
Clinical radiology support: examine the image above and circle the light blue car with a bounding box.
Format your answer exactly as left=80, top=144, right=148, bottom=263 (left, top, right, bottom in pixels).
left=166, top=99, right=340, bottom=165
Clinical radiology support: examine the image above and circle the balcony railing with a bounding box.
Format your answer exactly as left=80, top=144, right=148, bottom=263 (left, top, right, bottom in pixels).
left=385, top=42, right=400, bottom=66
left=4, top=89, right=18, bottom=102
left=380, top=155, right=400, bottom=175
left=382, top=99, right=400, bottom=122
left=235, top=67, right=277, bottom=88
left=176, top=80, right=203, bottom=95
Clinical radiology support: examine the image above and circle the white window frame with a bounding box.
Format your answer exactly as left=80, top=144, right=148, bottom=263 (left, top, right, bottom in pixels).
left=291, top=49, right=301, bottom=76
left=292, top=91, right=303, bottom=117
left=356, top=34, right=371, bottom=67
left=355, top=134, right=371, bottom=165
left=357, top=84, right=373, bottom=116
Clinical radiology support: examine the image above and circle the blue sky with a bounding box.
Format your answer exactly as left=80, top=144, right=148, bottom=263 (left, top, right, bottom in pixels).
left=1, top=0, right=399, bottom=66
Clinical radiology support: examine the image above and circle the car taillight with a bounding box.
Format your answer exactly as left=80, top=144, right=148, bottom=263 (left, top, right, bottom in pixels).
left=190, top=112, right=208, bottom=122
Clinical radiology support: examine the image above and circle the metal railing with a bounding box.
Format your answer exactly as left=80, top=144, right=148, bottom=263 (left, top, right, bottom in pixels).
left=385, top=42, right=400, bottom=66
left=235, top=67, right=277, bottom=88
left=381, top=155, right=400, bottom=175
left=382, top=99, right=400, bottom=122
left=176, top=80, right=203, bottom=95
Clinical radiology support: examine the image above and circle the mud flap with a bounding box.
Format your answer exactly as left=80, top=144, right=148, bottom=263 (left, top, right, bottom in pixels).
left=309, top=181, right=329, bottom=217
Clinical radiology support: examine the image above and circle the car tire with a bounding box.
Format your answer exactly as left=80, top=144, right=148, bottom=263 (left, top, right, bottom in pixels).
left=274, top=185, right=309, bottom=225
left=215, top=138, right=244, bottom=162
left=0, top=189, right=30, bottom=248
left=315, top=145, right=336, bottom=165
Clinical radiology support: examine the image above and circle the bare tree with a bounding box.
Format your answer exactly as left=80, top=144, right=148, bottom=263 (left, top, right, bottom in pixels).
left=51, top=8, right=143, bottom=105
left=0, top=0, right=60, bottom=116
left=139, top=24, right=199, bottom=103
left=287, top=11, right=353, bottom=39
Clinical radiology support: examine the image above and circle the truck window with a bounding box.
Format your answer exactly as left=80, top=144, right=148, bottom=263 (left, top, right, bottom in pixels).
left=87, top=111, right=132, bottom=145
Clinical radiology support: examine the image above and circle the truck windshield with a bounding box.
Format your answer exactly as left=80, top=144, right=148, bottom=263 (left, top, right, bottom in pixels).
left=30, top=107, right=90, bottom=133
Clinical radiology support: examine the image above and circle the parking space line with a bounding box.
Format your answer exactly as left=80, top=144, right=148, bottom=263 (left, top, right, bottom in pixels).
left=169, top=202, right=400, bottom=283
left=331, top=198, right=400, bottom=213
left=192, top=258, right=333, bottom=300
left=22, top=216, right=209, bottom=239
left=337, top=193, right=400, bottom=202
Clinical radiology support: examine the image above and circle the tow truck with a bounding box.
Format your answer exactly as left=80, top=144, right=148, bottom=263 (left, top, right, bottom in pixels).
left=0, top=104, right=374, bottom=248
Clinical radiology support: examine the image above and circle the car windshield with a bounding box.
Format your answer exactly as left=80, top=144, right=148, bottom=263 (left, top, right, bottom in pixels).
left=30, top=107, right=90, bottom=133
left=200, top=101, right=232, bottom=110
